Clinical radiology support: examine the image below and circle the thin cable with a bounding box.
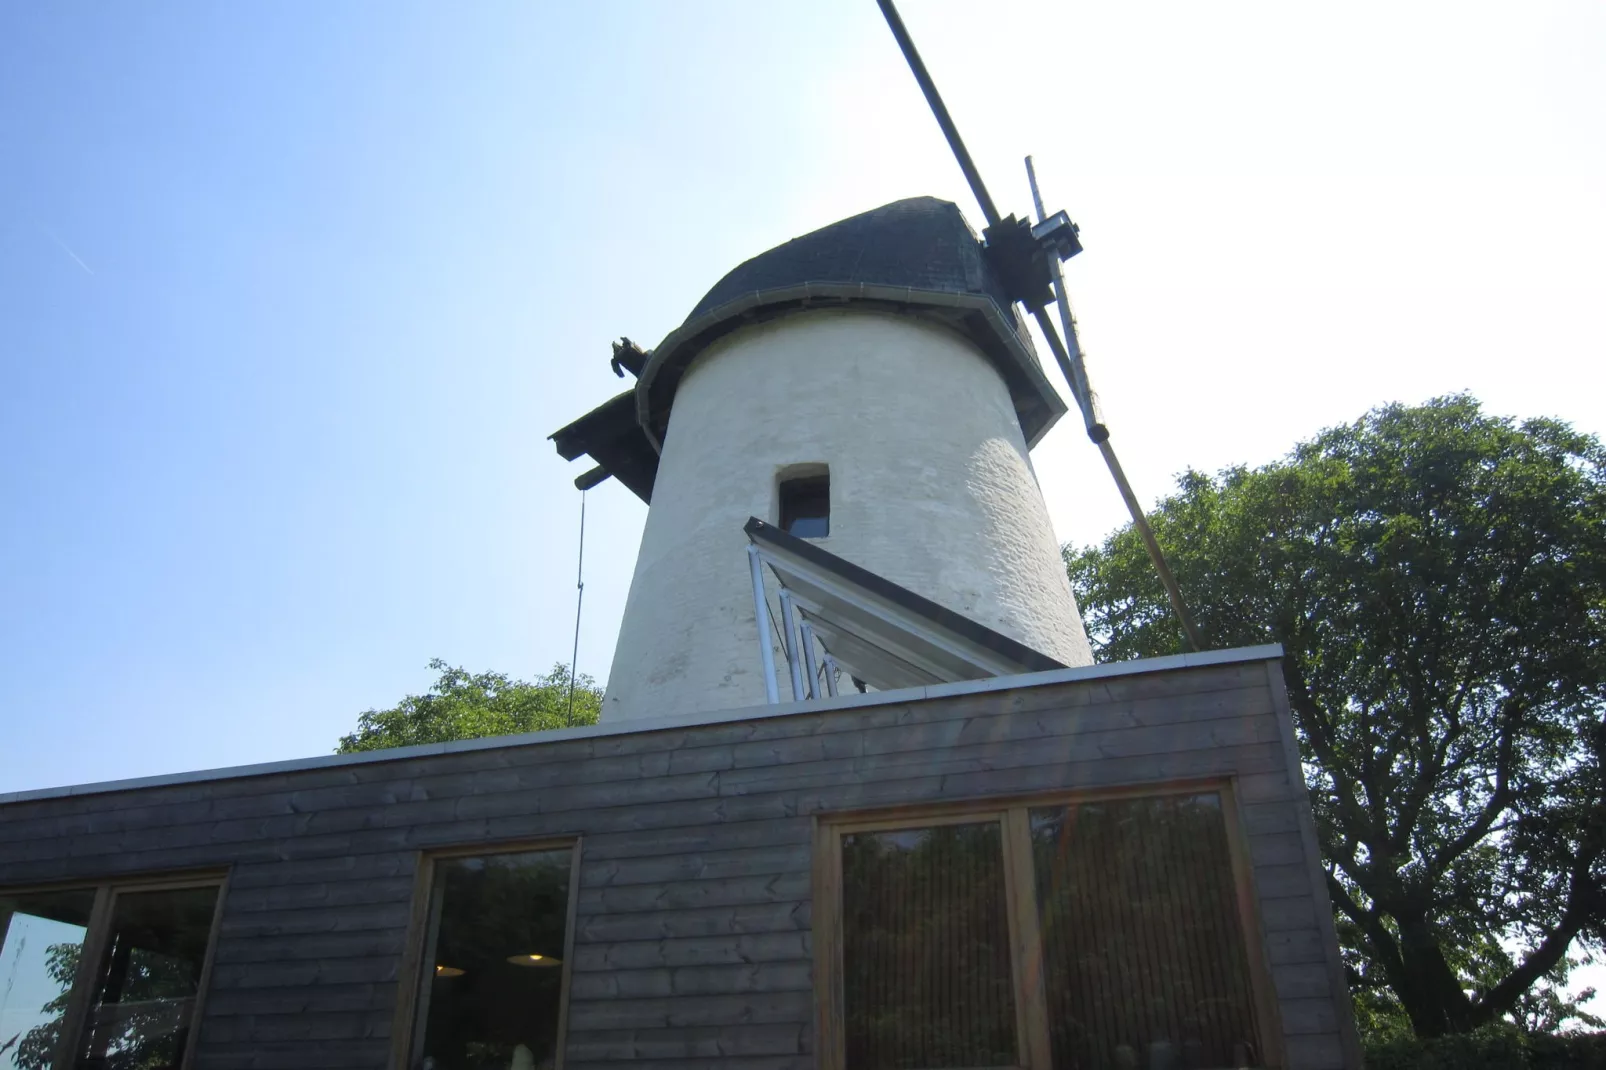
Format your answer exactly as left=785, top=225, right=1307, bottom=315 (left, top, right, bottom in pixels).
left=566, top=489, right=586, bottom=725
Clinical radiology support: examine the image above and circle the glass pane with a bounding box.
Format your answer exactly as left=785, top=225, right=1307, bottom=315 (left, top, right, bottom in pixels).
left=415, top=849, right=572, bottom=1070
left=841, top=822, right=1017, bottom=1069
left=780, top=474, right=830, bottom=539
left=73, top=885, right=219, bottom=1070
left=1031, top=794, right=1262, bottom=1070
left=0, top=888, right=96, bottom=1070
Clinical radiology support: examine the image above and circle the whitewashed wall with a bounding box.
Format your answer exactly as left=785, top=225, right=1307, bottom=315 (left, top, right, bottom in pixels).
left=603, top=308, right=1092, bottom=722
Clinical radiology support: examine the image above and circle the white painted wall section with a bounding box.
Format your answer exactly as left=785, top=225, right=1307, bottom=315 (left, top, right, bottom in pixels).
left=603, top=308, right=1092, bottom=722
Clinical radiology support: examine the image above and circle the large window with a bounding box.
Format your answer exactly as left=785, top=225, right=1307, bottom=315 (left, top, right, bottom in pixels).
left=400, top=843, right=579, bottom=1070
left=815, top=786, right=1277, bottom=1070
left=0, top=877, right=224, bottom=1070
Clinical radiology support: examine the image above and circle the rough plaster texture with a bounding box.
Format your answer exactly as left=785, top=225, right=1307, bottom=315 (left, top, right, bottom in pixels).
left=603, top=308, right=1093, bottom=723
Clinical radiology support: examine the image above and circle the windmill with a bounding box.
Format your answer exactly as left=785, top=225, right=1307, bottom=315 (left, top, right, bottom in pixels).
left=551, top=3, right=1208, bottom=721
left=874, top=0, right=1204, bottom=651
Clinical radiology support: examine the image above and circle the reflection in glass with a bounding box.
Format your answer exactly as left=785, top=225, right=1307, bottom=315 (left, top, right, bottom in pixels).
left=414, top=849, right=573, bottom=1070
left=1031, top=793, right=1261, bottom=1069
left=73, top=886, right=219, bottom=1070
left=841, top=822, right=1016, bottom=1068
left=0, top=889, right=96, bottom=1070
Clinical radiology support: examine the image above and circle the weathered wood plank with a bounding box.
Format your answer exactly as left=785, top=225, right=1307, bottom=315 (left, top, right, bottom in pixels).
left=564, top=1023, right=809, bottom=1060
left=583, top=843, right=811, bottom=888
left=201, top=982, right=392, bottom=1018
left=1257, top=895, right=1321, bottom=932
left=566, top=990, right=811, bottom=1030
left=1280, top=996, right=1342, bottom=1034
left=1282, top=1031, right=1347, bottom=1070
left=1271, top=961, right=1333, bottom=999
left=217, top=900, right=412, bottom=938
left=578, top=819, right=813, bottom=862
left=576, top=872, right=812, bottom=915
left=210, top=928, right=407, bottom=965
left=716, top=714, right=1283, bottom=796
left=191, top=1038, right=391, bottom=1070
left=208, top=955, right=401, bottom=988
left=566, top=1059, right=812, bottom=1070
left=199, top=1010, right=389, bottom=1044
left=1240, top=799, right=1302, bottom=836
left=569, top=932, right=811, bottom=972
left=1246, top=830, right=1308, bottom=867
left=568, top=962, right=812, bottom=1000
left=575, top=902, right=811, bottom=944
left=221, top=877, right=415, bottom=913
left=1263, top=927, right=1329, bottom=966
left=1251, top=862, right=1314, bottom=899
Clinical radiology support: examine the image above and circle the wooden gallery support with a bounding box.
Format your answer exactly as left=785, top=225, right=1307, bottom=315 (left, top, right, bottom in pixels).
left=0, top=646, right=1362, bottom=1070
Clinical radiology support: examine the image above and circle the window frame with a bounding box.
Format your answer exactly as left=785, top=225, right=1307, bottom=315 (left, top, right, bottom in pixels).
left=812, top=779, right=1284, bottom=1070
left=0, top=869, right=229, bottom=1070
left=390, top=837, right=584, bottom=1070
left=777, top=466, right=830, bottom=540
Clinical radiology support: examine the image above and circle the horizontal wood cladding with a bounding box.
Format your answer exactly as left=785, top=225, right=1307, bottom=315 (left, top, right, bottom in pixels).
left=0, top=658, right=1354, bottom=1069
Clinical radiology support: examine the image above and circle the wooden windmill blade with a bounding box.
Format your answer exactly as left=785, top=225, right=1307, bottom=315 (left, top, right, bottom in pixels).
left=874, top=0, right=1205, bottom=652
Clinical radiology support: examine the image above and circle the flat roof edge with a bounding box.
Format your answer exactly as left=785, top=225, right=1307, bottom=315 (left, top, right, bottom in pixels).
left=0, top=645, right=1283, bottom=807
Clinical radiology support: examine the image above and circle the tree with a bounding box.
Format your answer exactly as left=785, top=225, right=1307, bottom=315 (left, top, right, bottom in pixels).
left=337, top=660, right=602, bottom=753
left=1065, top=396, right=1606, bottom=1037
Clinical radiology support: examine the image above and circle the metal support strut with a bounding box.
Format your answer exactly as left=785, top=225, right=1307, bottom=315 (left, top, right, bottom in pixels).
left=777, top=588, right=807, bottom=702
left=747, top=545, right=781, bottom=704
left=798, top=619, right=821, bottom=700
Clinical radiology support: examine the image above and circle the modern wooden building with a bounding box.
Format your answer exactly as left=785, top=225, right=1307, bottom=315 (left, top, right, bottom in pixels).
left=0, top=646, right=1360, bottom=1069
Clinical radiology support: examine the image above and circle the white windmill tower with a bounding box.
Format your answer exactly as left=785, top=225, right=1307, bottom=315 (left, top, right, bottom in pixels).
left=553, top=0, right=1199, bottom=724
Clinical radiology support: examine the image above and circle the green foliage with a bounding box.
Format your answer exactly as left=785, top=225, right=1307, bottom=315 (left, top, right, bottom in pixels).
left=6, top=942, right=77, bottom=1070
left=8, top=928, right=210, bottom=1070
left=337, top=659, right=602, bottom=754
left=1364, top=1025, right=1606, bottom=1069
left=841, top=823, right=1017, bottom=1065
left=1066, top=396, right=1606, bottom=1037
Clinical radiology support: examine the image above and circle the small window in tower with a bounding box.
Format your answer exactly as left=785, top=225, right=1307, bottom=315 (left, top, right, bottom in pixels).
left=780, top=472, right=830, bottom=539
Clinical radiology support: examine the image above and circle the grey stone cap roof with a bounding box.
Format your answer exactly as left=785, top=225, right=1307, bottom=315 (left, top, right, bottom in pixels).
left=634, top=196, right=1065, bottom=451
left=688, top=197, right=1016, bottom=323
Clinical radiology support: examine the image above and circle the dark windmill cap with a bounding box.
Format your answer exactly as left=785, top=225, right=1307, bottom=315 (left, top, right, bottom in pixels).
left=635, top=196, right=1066, bottom=450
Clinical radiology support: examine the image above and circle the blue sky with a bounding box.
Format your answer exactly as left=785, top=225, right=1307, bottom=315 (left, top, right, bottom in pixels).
left=1, top=0, right=1602, bottom=795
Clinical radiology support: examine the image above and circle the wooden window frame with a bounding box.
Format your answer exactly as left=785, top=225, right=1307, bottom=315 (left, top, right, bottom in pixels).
left=390, top=837, right=584, bottom=1070
left=0, top=869, right=229, bottom=1070
left=813, top=779, right=1285, bottom=1070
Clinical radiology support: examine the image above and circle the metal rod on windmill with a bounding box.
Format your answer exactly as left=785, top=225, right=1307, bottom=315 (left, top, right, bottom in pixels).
left=1025, top=158, right=1204, bottom=652
left=875, top=0, right=1204, bottom=652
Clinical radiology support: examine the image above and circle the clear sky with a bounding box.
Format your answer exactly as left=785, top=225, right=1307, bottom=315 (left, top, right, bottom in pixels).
left=1, top=0, right=1602, bottom=796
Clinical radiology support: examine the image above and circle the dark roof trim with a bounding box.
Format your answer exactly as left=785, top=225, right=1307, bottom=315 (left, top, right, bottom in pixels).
left=636, top=283, right=1066, bottom=453
left=743, top=516, right=1066, bottom=674
left=548, top=390, right=659, bottom=503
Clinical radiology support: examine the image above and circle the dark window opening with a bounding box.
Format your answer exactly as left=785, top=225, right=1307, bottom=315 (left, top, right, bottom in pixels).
left=841, top=821, right=1018, bottom=1066
left=818, top=789, right=1271, bottom=1068
left=75, top=886, right=221, bottom=1069
left=0, top=878, right=223, bottom=1070
left=780, top=473, right=830, bottom=539
left=411, top=847, right=574, bottom=1070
